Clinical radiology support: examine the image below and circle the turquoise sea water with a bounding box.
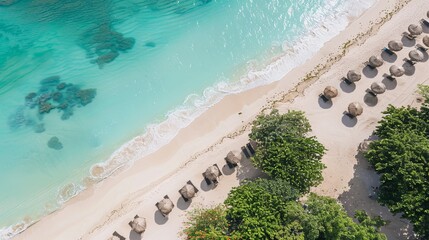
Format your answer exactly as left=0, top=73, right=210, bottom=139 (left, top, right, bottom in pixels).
left=0, top=0, right=375, bottom=238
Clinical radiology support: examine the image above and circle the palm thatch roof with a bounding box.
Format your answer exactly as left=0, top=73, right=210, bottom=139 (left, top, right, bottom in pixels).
left=409, top=50, right=424, bottom=62
left=389, top=65, right=405, bottom=77
left=225, top=151, right=240, bottom=165
left=347, top=70, right=361, bottom=82
left=371, top=82, right=386, bottom=94
left=158, top=197, right=174, bottom=215
left=205, top=165, right=221, bottom=181
left=131, top=217, right=147, bottom=234
left=348, top=102, right=363, bottom=117
left=408, top=24, right=423, bottom=36
left=323, top=86, right=338, bottom=99
left=423, top=35, right=429, bottom=47
left=368, top=55, right=384, bottom=68
left=179, top=183, right=196, bottom=200
left=388, top=40, right=403, bottom=51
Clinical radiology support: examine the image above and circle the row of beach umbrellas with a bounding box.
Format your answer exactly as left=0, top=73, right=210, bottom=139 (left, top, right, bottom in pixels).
left=109, top=150, right=241, bottom=239
left=321, top=12, right=429, bottom=118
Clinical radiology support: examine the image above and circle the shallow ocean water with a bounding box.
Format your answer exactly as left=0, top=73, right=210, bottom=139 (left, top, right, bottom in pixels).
left=0, top=0, right=375, bottom=237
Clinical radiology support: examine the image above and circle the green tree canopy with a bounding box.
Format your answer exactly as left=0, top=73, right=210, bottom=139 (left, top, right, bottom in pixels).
left=249, top=110, right=326, bottom=193
left=365, top=131, right=429, bottom=238
left=306, top=194, right=387, bottom=240
left=182, top=205, right=230, bottom=240
left=224, top=178, right=319, bottom=239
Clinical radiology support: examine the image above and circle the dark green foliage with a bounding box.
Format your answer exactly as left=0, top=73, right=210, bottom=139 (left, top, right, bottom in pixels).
left=183, top=205, right=230, bottom=240
left=250, top=110, right=326, bottom=193
left=307, top=194, right=386, bottom=240
left=183, top=180, right=386, bottom=240
left=365, top=131, right=429, bottom=238
left=225, top=179, right=319, bottom=239
left=374, top=105, right=428, bottom=139
left=250, top=109, right=311, bottom=141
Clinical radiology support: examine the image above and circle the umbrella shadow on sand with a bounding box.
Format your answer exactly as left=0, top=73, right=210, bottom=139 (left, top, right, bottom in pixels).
left=381, top=51, right=397, bottom=63
left=401, top=35, right=416, bottom=47
left=402, top=62, right=416, bottom=76
left=129, top=231, right=142, bottom=240
left=340, top=81, right=356, bottom=93
left=363, top=93, right=378, bottom=107
left=362, top=66, right=378, bottom=78
left=341, top=114, right=358, bottom=128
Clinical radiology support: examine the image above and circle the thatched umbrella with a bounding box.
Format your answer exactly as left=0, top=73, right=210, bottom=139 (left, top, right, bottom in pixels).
left=131, top=217, right=147, bottom=234
left=371, top=81, right=386, bottom=94
left=323, top=86, right=338, bottom=99
left=368, top=55, right=384, bottom=68
left=347, top=70, right=361, bottom=82
left=158, top=197, right=174, bottom=215
left=423, top=35, right=429, bottom=47
left=389, top=65, right=405, bottom=77
left=179, top=183, right=196, bottom=200
left=348, top=102, right=363, bottom=117
left=225, top=151, right=240, bottom=166
left=409, top=50, right=424, bottom=62
left=408, top=24, right=423, bottom=36
left=388, top=40, right=403, bottom=52
left=205, top=165, right=220, bottom=182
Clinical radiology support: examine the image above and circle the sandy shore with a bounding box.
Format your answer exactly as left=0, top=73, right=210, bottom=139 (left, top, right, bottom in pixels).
left=14, top=0, right=429, bottom=239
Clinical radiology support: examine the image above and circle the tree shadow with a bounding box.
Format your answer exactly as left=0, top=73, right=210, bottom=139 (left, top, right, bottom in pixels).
left=338, top=146, right=416, bottom=239
left=363, top=93, right=378, bottom=107
left=235, top=153, right=266, bottom=185
left=199, top=178, right=214, bottom=192
left=154, top=210, right=168, bottom=225
left=401, top=35, right=416, bottom=47
left=402, top=62, right=416, bottom=76
left=341, top=114, right=358, bottom=128
left=381, top=51, right=397, bottom=63
left=362, top=66, right=378, bottom=78
left=177, top=196, right=192, bottom=210
left=221, top=163, right=235, bottom=176
left=382, top=77, right=397, bottom=90
left=129, top=230, right=142, bottom=240
left=318, top=96, right=333, bottom=109
left=340, top=81, right=356, bottom=93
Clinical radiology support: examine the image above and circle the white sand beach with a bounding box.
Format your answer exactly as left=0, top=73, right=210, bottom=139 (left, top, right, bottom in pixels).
left=15, top=0, right=429, bottom=239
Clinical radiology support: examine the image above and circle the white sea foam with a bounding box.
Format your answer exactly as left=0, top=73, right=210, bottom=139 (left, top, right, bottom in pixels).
left=0, top=0, right=376, bottom=239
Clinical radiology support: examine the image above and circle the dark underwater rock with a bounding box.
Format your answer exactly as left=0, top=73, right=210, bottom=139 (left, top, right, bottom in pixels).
left=52, top=92, right=63, bottom=102
left=145, top=41, right=156, bottom=48
left=96, top=51, right=119, bottom=66
left=40, top=76, right=60, bottom=86
left=75, top=88, right=96, bottom=106
left=117, top=37, right=135, bottom=51
left=33, top=123, right=45, bottom=133
left=25, top=92, right=37, bottom=101
left=48, top=136, right=63, bottom=150
left=57, top=82, right=66, bottom=90
left=38, top=102, right=54, bottom=114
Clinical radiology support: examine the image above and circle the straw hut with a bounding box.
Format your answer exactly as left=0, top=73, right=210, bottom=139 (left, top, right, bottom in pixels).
left=157, top=197, right=174, bottom=216
left=323, top=86, right=338, bottom=99
left=388, top=40, right=403, bottom=52
left=130, top=216, right=146, bottom=234
left=389, top=65, right=405, bottom=77
left=423, top=35, right=429, bottom=47
left=409, top=50, right=424, bottom=62
left=408, top=24, right=423, bottom=36
left=368, top=55, right=384, bottom=68
left=347, top=70, right=361, bottom=82
left=348, top=102, right=363, bottom=117
left=225, top=151, right=240, bottom=167
left=205, top=165, right=221, bottom=183
left=370, top=82, right=386, bottom=94
left=179, top=183, right=197, bottom=200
